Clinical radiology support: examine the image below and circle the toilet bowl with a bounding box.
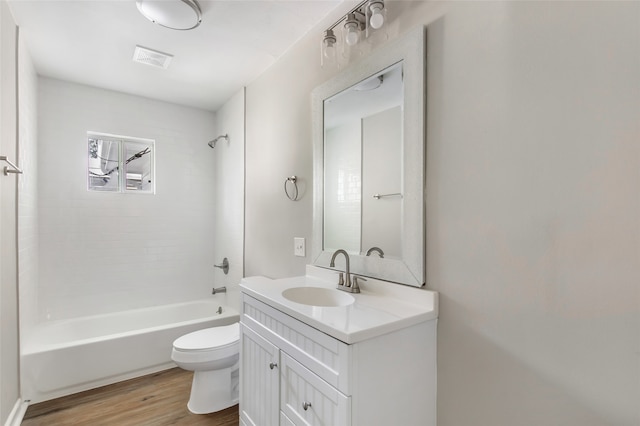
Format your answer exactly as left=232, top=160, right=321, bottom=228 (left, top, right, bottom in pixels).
left=171, top=323, right=240, bottom=414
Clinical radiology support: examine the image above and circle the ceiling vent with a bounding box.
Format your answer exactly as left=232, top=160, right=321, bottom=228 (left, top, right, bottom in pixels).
left=133, top=45, right=173, bottom=69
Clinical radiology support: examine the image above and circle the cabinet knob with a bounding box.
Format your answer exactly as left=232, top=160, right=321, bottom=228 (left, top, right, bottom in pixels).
left=269, top=362, right=278, bottom=370
left=302, top=401, right=312, bottom=411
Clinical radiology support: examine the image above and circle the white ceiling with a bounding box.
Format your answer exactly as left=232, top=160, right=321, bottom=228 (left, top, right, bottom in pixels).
left=8, top=0, right=341, bottom=112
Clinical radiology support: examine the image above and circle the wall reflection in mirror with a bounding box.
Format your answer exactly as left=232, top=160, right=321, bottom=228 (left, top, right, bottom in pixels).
left=323, top=62, right=403, bottom=259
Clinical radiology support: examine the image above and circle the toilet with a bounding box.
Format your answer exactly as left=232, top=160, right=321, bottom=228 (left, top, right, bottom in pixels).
left=171, top=323, right=240, bottom=414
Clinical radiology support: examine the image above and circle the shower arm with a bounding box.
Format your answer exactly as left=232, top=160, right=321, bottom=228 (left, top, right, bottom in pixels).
left=208, top=134, right=229, bottom=149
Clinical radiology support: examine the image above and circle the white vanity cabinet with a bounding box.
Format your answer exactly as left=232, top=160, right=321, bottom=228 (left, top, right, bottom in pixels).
left=240, top=294, right=351, bottom=426
left=239, top=276, right=437, bottom=426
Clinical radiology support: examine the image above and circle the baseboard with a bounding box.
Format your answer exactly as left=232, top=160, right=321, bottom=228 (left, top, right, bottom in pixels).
left=3, top=399, right=28, bottom=426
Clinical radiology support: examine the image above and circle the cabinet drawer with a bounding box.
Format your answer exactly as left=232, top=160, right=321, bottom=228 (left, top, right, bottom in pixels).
left=280, top=353, right=351, bottom=426
left=242, top=295, right=350, bottom=393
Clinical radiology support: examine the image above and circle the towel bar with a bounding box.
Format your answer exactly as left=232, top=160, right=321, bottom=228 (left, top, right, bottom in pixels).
left=0, top=155, right=23, bottom=176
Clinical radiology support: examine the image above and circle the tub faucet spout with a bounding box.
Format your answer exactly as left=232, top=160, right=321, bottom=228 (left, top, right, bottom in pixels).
left=212, top=286, right=227, bottom=295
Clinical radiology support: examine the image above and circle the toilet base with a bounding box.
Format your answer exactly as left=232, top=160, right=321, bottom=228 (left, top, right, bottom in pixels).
left=187, top=366, right=239, bottom=414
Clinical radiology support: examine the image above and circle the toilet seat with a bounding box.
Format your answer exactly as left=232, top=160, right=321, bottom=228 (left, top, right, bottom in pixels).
left=173, top=323, right=239, bottom=352
left=171, top=323, right=240, bottom=367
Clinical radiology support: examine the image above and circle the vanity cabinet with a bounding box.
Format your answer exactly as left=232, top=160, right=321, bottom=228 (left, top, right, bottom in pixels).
left=240, top=294, right=351, bottom=426
left=239, top=290, right=436, bottom=426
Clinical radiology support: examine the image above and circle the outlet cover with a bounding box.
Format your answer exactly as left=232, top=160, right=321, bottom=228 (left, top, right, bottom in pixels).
left=294, top=237, right=305, bottom=257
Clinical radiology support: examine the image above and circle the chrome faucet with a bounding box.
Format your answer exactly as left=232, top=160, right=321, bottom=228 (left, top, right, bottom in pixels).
left=330, top=249, right=360, bottom=293
left=212, top=286, right=227, bottom=295
left=330, top=249, right=350, bottom=287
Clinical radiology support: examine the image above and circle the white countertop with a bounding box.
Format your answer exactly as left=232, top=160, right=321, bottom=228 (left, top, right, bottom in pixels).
left=240, top=265, right=438, bottom=344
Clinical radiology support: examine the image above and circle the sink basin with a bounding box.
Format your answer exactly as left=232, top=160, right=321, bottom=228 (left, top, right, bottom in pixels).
left=282, top=287, right=355, bottom=307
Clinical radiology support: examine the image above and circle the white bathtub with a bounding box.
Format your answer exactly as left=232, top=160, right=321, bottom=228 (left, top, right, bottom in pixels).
left=22, top=299, right=239, bottom=404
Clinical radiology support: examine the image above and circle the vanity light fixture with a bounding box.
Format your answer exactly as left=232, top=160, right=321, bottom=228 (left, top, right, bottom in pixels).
left=136, top=0, right=202, bottom=31
left=320, top=0, right=387, bottom=68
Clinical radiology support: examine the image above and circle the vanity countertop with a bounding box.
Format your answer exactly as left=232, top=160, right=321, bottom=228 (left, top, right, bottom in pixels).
left=240, top=265, right=438, bottom=344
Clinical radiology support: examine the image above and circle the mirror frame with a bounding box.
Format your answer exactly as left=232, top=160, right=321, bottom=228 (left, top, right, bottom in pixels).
left=311, top=25, right=426, bottom=287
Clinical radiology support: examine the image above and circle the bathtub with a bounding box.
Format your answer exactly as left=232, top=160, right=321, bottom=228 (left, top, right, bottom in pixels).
left=21, top=299, right=239, bottom=404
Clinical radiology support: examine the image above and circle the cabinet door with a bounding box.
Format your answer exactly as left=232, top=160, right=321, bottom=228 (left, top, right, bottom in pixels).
left=280, top=411, right=296, bottom=426
left=240, top=323, right=280, bottom=426
left=280, top=353, right=351, bottom=426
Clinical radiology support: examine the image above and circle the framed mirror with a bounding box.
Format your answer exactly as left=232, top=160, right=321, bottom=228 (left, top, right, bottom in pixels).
left=312, top=26, right=425, bottom=287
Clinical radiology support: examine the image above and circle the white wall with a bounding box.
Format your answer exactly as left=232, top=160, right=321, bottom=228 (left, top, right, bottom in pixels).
left=212, top=88, right=245, bottom=312
left=245, top=1, right=639, bottom=425
left=37, top=78, right=217, bottom=321
left=0, top=0, right=20, bottom=422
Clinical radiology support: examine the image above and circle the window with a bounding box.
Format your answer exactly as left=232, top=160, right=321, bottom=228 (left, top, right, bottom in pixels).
left=87, top=133, right=155, bottom=194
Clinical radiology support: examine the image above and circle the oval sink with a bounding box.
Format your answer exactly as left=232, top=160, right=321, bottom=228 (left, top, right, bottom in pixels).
left=282, top=287, right=355, bottom=307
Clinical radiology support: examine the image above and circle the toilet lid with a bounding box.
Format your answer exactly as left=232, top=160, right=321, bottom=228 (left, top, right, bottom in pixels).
left=173, top=323, right=239, bottom=351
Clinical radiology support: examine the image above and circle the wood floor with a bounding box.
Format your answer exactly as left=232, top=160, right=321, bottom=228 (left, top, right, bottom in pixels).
left=21, top=368, right=239, bottom=426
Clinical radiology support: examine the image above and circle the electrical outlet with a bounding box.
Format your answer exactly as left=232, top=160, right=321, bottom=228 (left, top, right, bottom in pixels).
left=294, top=237, right=305, bottom=257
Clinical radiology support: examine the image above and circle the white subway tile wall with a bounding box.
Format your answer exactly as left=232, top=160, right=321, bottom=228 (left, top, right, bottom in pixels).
left=17, top=35, right=39, bottom=337
left=37, top=78, right=217, bottom=321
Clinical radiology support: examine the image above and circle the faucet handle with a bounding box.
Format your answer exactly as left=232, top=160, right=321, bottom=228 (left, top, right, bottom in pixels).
left=351, top=276, right=366, bottom=293
left=337, top=272, right=344, bottom=286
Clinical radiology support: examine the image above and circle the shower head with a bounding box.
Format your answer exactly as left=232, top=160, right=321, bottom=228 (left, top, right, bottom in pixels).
left=208, top=134, right=229, bottom=149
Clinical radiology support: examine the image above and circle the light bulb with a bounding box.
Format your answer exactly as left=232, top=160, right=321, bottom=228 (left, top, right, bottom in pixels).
left=369, top=4, right=384, bottom=29
left=324, top=42, right=335, bottom=59
left=344, top=13, right=361, bottom=47
left=345, top=24, right=359, bottom=46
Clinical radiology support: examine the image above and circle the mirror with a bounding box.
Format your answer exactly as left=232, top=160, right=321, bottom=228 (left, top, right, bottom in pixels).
left=323, top=62, right=403, bottom=258
left=312, top=26, right=425, bottom=287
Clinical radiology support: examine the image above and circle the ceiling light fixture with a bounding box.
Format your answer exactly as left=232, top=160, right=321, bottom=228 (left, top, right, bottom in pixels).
left=353, top=75, right=384, bottom=91
left=320, top=0, right=387, bottom=68
left=136, top=0, right=202, bottom=31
